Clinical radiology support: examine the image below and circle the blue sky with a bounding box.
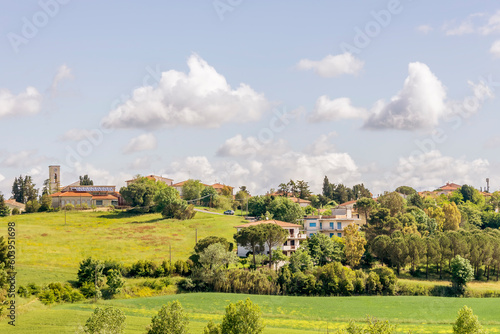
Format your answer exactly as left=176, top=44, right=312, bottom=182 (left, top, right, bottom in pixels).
left=1, top=0, right=500, bottom=197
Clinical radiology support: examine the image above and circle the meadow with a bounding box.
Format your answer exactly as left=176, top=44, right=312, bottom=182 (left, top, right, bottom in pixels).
left=0, top=210, right=245, bottom=286
left=2, top=293, right=500, bottom=333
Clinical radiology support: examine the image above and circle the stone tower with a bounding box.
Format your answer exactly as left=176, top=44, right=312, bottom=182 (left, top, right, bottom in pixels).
left=49, top=165, right=60, bottom=193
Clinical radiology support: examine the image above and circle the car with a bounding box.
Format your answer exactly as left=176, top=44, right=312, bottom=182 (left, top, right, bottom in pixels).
left=224, top=210, right=235, bottom=215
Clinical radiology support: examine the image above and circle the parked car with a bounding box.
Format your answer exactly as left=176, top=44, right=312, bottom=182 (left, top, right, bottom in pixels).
left=224, top=210, right=235, bottom=215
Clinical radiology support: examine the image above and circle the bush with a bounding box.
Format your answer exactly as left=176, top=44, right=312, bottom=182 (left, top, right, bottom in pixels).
left=64, top=203, right=75, bottom=211
left=38, top=282, right=84, bottom=305
left=373, top=267, right=397, bottom=295
left=11, top=208, right=20, bottom=215
left=146, top=300, right=189, bottom=334
left=81, top=306, right=126, bottom=334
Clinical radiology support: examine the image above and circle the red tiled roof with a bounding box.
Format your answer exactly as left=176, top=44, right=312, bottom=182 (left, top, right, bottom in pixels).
left=92, top=195, right=118, bottom=200
left=289, top=197, right=311, bottom=204
left=5, top=199, right=24, bottom=207
left=339, top=200, right=357, bottom=206
left=439, top=183, right=461, bottom=190
left=50, top=192, right=92, bottom=197
left=172, top=180, right=208, bottom=187
left=235, top=219, right=301, bottom=228
left=212, top=183, right=233, bottom=189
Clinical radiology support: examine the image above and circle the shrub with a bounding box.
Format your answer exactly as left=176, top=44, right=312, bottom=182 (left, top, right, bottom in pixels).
left=64, top=203, right=75, bottom=211
left=11, top=208, right=20, bottom=215
left=38, top=282, right=84, bottom=305
left=81, top=306, right=126, bottom=334
left=146, top=300, right=189, bottom=334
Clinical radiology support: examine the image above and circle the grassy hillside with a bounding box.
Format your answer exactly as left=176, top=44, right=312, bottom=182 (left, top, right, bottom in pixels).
left=0, top=210, right=245, bottom=286
left=3, top=294, right=500, bottom=333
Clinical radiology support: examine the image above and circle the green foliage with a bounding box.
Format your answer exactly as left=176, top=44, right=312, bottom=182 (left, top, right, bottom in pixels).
left=266, top=196, right=303, bottom=223
left=377, top=192, right=405, bottom=216
left=25, top=199, right=41, bottom=213
left=289, top=248, right=314, bottom=273
left=106, top=269, right=124, bottom=296
left=0, top=194, right=10, bottom=216
left=259, top=223, right=288, bottom=267
left=303, top=233, right=343, bottom=266
left=39, top=193, right=52, bottom=212
left=161, top=200, right=196, bottom=220
left=195, top=236, right=233, bottom=254
left=146, top=300, right=189, bottom=334
left=450, top=255, right=474, bottom=295
left=354, top=197, right=377, bottom=220
left=234, top=225, right=265, bottom=268
left=11, top=175, right=38, bottom=204
left=443, top=202, right=461, bottom=231
left=181, top=179, right=205, bottom=201
left=201, top=186, right=218, bottom=207
left=38, top=282, right=84, bottom=305
left=120, top=176, right=157, bottom=209
left=395, top=186, right=417, bottom=196
left=220, top=298, right=265, bottom=334
left=77, top=257, right=104, bottom=287
left=82, top=306, right=126, bottom=334
left=154, top=184, right=181, bottom=213
left=344, top=223, right=367, bottom=267
left=197, top=243, right=238, bottom=287
left=79, top=175, right=94, bottom=186
left=453, top=306, right=487, bottom=334
left=335, top=317, right=397, bottom=334
left=11, top=207, right=20, bottom=215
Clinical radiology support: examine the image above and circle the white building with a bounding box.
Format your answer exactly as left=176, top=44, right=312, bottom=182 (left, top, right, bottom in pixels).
left=235, top=220, right=306, bottom=257
left=303, top=208, right=363, bottom=238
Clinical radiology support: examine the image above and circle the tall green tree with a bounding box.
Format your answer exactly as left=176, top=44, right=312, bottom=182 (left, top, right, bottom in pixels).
left=220, top=298, right=265, bottom=334
left=266, top=196, right=303, bottom=223
left=82, top=306, right=126, bottom=334
left=443, top=202, right=461, bottom=231
left=182, top=179, right=205, bottom=201
left=322, top=176, right=333, bottom=200
left=395, top=186, right=417, bottom=196
left=120, top=177, right=157, bottom=208
left=12, top=175, right=38, bottom=204
left=260, top=223, right=288, bottom=268
left=304, top=233, right=343, bottom=266
left=154, top=184, right=181, bottom=213
left=452, top=306, right=486, bottom=334
left=201, top=186, right=218, bottom=207
left=377, top=192, right=405, bottom=217
left=354, top=197, right=377, bottom=221
left=147, top=300, right=189, bottom=334
left=344, top=223, right=366, bottom=267
left=0, top=194, right=10, bottom=217
left=79, top=175, right=94, bottom=185
left=450, top=255, right=474, bottom=295
left=234, top=226, right=265, bottom=268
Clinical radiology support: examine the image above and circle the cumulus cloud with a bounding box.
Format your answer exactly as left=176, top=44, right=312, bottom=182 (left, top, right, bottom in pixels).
left=296, top=53, right=364, bottom=77
left=60, top=129, right=102, bottom=142
left=129, top=155, right=161, bottom=169
left=490, top=40, right=500, bottom=57
left=0, top=174, right=4, bottom=183
left=50, top=64, right=73, bottom=96
left=101, top=54, right=270, bottom=129
left=309, top=96, right=367, bottom=122
left=68, top=162, right=132, bottom=189
left=1, top=150, right=46, bottom=168
left=0, top=87, right=42, bottom=119
left=416, top=25, right=433, bottom=34
left=443, top=11, right=500, bottom=36
left=364, top=62, right=448, bottom=130
left=216, top=134, right=288, bottom=157
left=371, top=150, right=490, bottom=194
left=123, top=133, right=157, bottom=154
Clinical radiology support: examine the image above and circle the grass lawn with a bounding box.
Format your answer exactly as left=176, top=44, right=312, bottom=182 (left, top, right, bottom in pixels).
left=2, top=293, right=500, bottom=333
left=0, top=210, right=245, bottom=286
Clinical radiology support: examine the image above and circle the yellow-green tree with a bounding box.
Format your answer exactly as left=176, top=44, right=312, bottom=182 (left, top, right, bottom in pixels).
left=344, top=223, right=367, bottom=267
left=426, top=206, right=445, bottom=231
left=443, top=202, right=461, bottom=231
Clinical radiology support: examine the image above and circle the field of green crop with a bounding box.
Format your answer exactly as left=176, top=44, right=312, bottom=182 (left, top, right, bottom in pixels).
left=0, top=210, right=245, bottom=286
left=2, top=293, right=500, bottom=333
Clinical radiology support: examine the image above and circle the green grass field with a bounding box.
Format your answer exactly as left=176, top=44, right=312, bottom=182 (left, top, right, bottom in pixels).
left=2, top=293, right=500, bottom=333
left=0, top=210, right=245, bottom=286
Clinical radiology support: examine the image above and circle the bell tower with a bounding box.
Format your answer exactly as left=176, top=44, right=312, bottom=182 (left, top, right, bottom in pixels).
left=49, top=165, right=60, bottom=193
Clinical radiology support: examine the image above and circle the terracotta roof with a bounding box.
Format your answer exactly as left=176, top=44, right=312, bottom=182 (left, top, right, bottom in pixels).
left=172, top=180, right=208, bottom=187
left=212, top=183, right=233, bottom=189
left=289, top=197, right=311, bottom=204
left=50, top=192, right=92, bottom=197
left=439, top=183, right=461, bottom=190
left=92, top=195, right=118, bottom=200
left=5, top=199, right=25, bottom=208
left=235, top=219, right=301, bottom=228
left=339, top=200, right=357, bottom=206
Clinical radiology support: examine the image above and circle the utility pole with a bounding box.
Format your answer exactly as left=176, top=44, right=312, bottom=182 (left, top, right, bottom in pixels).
left=64, top=209, right=67, bottom=226
left=195, top=229, right=198, bottom=244
left=169, top=244, right=172, bottom=263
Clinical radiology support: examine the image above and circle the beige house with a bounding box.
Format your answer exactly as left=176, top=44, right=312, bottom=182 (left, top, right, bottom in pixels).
left=289, top=197, right=311, bottom=208
left=5, top=199, right=25, bottom=214
left=235, top=220, right=306, bottom=257
left=51, top=192, right=118, bottom=208
left=303, top=208, right=363, bottom=238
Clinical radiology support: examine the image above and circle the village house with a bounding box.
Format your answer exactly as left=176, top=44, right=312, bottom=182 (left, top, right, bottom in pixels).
left=5, top=199, right=25, bottom=214
left=303, top=208, right=363, bottom=238
left=234, top=219, right=306, bottom=257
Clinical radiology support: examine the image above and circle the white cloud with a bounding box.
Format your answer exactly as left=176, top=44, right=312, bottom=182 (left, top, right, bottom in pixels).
left=443, top=11, right=500, bottom=36
left=416, top=25, right=433, bottom=34
left=364, top=62, right=448, bottom=130
left=60, top=129, right=102, bottom=142
left=296, top=53, right=364, bottom=78
left=123, top=133, right=157, bottom=154
left=309, top=96, right=367, bottom=122
left=0, top=87, right=42, bottom=119
left=1, top=150, right=46, bottom=168
left=50, top=64, right=73, bottom=96
left=70, top=162, right=132, bottom=189
left=216, top=134, right=288, bottom=157
left=0, top=174, right=4, bottom=183
left=129, top=155, right=161, bottom=169
left=490, top=40, right=500, bottom=57
left=305, top=132, right=338, bottom=155
left=371, top=150, right=491, bottom=194
left=102, top=54, right=270, bottom=129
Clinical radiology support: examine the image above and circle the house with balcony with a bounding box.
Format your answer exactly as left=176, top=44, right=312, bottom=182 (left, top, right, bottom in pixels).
left=234, top=219, right=306, bottom=257
left=303, top=208, right=363, bottom=238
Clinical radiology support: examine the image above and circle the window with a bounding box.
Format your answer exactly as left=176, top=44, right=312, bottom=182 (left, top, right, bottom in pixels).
left=96, top=200, right=103, bottom=206
left=291, top=240, right=295, bottom=246
left=330, top=233, right=334, bottom=238
left=309, top=233, right=314, bottom=237
left=310, top=223, right=317, bottom=228
left=337, top=233, right=342, bottom=237
left=337, top=222, right=342, bottom=230
left=330, top=222, right=334, bottom=229
left=319, top=222, right=322, bottom=229
left=284, top=241, right=288, bottom=246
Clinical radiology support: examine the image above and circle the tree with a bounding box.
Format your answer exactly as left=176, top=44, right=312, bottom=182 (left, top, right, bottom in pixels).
left=260, top=223, right=288, bottom=268
left=335, top=317, right=397, bottom=334
left=106, top=269, right=124, bottom=296
left=162, top=200, right=196, bottom=220
left=221, top=185, right=233, bottom=196
left=344, top=223, right=366, bottom=267
left=235, top=187, right=250, bottom=211
left=450, top=255, right=474, bottom=295
left=304, top=233, right=343, bottom=266
left=81, top=306, right=126, bottom=334
left=322, top=176, right=333, bottom=200
left=79, top=175, right=94, bottom=185
left=266, top=196, right=303, bottom=223
left=0, top=194, right=10, bottom=217
left=201, top=186, right=218, bottom=207
left=234, top=226, right=265, bottom=268
left=354, top=197, right=377, bottom=221
left=198, top=243, right=238, bottom=275
left=427, top=206, right=445, bottom=231
left=39, top=193, right=52, bottom=212
left=220, top=298, right=265, bottom=334
left=363, top=208, right=402, bottom=243
left=12, top=175, right=38, bottom=204
left=453, top=306, right=486, bottom=334
left=289, top=248, right=314, bottom=273
left=371, top=235, right=391, bottom=266
left=389, top=237, right=408, bottom=275
left=25, top=199, right=41, bottom=213
left=154, top=185, right=181, bottom=213
left=443, top=202, right=461, bottom=231
left=195, top=236, right=233, bottom=254
left=377, top=192, right=405, bottom=216
left=296, top=180, right=311, bottom=199
left=0, top=236, right=8, bottom=266
left=395, top=186, right=417, bottom=196
left=278, top=183, right=290, bottom=196
left=147, top=300, right=189, bottom=334
left=352, top=183, right=372, bottom=199
left=120, top=177, right=157, bottom=208
left=407, top=193, right=424, bottom=209
left=182, top=179, right=205, bottom=202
